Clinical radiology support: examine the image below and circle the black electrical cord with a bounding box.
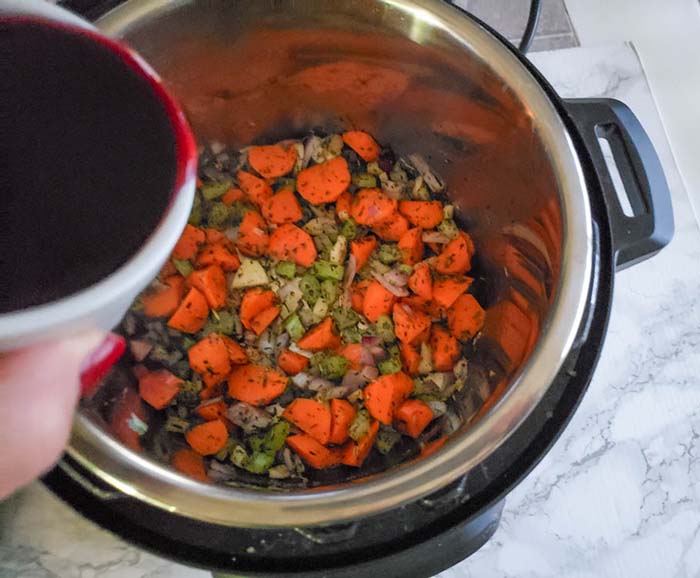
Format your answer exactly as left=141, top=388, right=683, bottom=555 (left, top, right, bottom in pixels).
left=518, top=0, right=543, bottom=54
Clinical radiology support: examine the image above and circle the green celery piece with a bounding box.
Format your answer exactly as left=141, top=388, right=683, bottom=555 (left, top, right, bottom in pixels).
left=312, top=260, right=344, bottom=281
left=284, top=313, right=305, bottom=341
left=300, top=274, right=322, bottom=305
left=201, top=180, right=233, bottom=201
left=172, top=258, right=194, bottom=278
left=276, top=261, right=297, bottom=279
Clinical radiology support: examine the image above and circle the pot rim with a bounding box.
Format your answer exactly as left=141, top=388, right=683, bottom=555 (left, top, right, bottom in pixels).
left=69, top=0, right=593, bottom=528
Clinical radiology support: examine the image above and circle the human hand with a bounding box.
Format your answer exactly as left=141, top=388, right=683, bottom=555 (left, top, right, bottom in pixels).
left=0, top=332, right=125, bottom=499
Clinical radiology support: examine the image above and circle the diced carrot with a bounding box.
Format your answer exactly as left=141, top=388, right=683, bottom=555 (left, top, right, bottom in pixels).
left=286, top=433, right=336, bottom=469
left=195, top=398, right=228, bottom=422
left=398, top=227, right=424, bottom=265
left=171, top=449, right=209, bottom=482
left=221, top=187, right=245, bottom=205
left=350, top=280, right=371, bottom=313
left=329, top=399, right=356, bottom=445
left=185, top=420, right=229, bottom=456
left=297, top=156, right=351, bottom=204
left=340, top=420, right=379, bottom=467
left=336, top=191, right=353, bottom=220
left=429, top=325, right=461, bottom=371
left=431, top=276, right=473, bottom=309
left=188, top=334, right=232, bottom=384
left=219, top=335, right=248, bottom=365
left=447, top=294, right=485, bottom=341
left=408, top=263, right=432, bottom=301
left=196, top=242, right=240, bottom=272
left=350, top=236, right=377, bottom=270
left=109, top=387, right=146, bottom=452
left=433, top=233, right=473, bottom=275
left=395, top=399, right=433, bottom=438
left=160, top=259, right=177, bottom=279
left=282, top=398, right=332, bottom=444
left=200, top=382, right=224, bottom=401
left=297, top=317, right=342, bottom=352
left=138, top=369, right=182, bottom=410
left=393, top=302, right=431, bottom=345
left=351, top=188, right=397, bottom=226
left=268, top=223, right=317, bottom=267
left=172, top=224, right=206, bottom=260
left=373, top=212, right=410, bottom=242
left=420, top=435, right=448, bottom=458
left=142, top=275, right=185, bottom=318
left=167, top=287, right=210, bottom=333
left=186, top=264, right=228, bottom=310
left=362, top=280, right=396, bottom=323
left=399, top=341, right=421, bottom=376
left=240, top=288, right=277, bottom=330
left=236, top=211, right=269, bottom=257
left=203, top=228, right=233, bottom=248
left=339, top=343, right=364, bottom=370
left=248, top=144, right=297, bottom=179
left=363, top=371, right=414, bottom=425
left=342, top=130, right=380, bottom=162
left=262, top=188, right=303, bottom=225
left=237, top=170, right=273, bottom=206
left=277, top=348, right=310, bottom=375
left=227, top=364, right=288, bottom=406
left=398, top=201, right=444, bottom=229
left=251, top=306, right=280, bottom=335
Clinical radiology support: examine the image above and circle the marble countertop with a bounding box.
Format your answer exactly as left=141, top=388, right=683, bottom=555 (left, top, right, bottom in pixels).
left=2, top=43, right=699, bottom=578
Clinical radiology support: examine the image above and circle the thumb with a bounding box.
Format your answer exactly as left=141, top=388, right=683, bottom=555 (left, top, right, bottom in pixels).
left=0, top=331, right=112, bottom=499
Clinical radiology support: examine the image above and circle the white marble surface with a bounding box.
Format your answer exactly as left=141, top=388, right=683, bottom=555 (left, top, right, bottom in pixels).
left=2, top=44, right=699, bottom=578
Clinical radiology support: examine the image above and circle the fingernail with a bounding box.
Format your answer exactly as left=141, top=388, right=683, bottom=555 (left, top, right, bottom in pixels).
left=80, top=333, right=126, bottom=396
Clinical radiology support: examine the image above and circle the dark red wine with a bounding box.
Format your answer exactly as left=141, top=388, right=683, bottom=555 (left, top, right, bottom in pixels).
left=0, top=19, right=178, bottom=314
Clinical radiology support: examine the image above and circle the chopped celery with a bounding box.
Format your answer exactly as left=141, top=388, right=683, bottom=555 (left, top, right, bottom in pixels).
left=164, top=417, right=190, bottom=433
left=312, top=298, right=329, bottom=319
left=349, top=409, right=371, bottom=442
left=300, top=274, right=322, bottom=305
left=341, top=326, right=362, bottom=343
left=438, top=218, right=460, bottom=240
left=341, top=218, right=357, bottom=239
left=397, top=264, right=414, bottom=275
left=215, top=439, right=235, bottom=461
left=182, top=337, right=197, bottom=350
left=318, top=355, right=349, bottom=380
left=188, top=192, right=203, bottom=226
left=284, top=313, right=305, bottom=341
left=375, top=427, right=401, bottom=455
left=230, top=444, right=249, bottom=468
left=352, top=173, right=377, bottom=188
left=201, top=180, right=232, bottom=200
left=246, top=452, right=275, bottom=474
left=375, top=314, right=396, bottom=343
left=321, top=279, right=338, bottom=304
left=411, top=175, right=430, bottom=200
left=172, top=259, right=194, bottom=278
left=312, top=260, right=344, bottom=281
left=443, top=204, right=455, bottom=220
left=332, top=307, right=360, bottom=330
left=329, top=235, right=347, bottom=265
left=249, top=421, right=290, bottom=454
left=378, top=244, right=402, bottom=264
left=276, top=261, right=297, bottom=279
left=366, top=161, right=385, bottom=176
left=204, top=310, right=237, bottom=335
left=378, top=357, right=402, bottom=375
left=207, top=202, right=232, bottom=228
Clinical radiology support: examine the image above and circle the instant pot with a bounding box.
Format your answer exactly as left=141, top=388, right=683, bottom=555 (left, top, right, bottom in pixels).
left=46, top=1, right=674, bottom=576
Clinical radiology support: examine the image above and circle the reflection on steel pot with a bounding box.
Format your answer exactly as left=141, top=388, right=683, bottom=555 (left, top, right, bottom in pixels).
left=46, top=1, right=673, bottom=576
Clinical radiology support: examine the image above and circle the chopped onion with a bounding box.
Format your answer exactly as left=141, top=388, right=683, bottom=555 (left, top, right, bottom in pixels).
left=308, top=377, right=334, bottom=392
left=383, top=269, right=409, bottom=287
left=291, top=372, right=310, bottom=387
left=422, top=231, right=452, bottom=244
left=408, top=153, right=444, bottom=192
left=208, top=461, right=237, bottom=482
left=360, top=365, right=379, bottom=381
left=369, top=346, right=387, bottom=362
left=343, top=254, right=357, bottom=290
left=362, top=335, right=380, bottom=347
left=381, top=178, right=404, bottom=199
left=259, top=330, right=275, bottom=355
left=303, top=136, right=323, bottom=168
left=371, top=271, right=409, bottom=297
left=289, top=343, right=313, bottom=358
left=226, top=403, right=272, bottom=433
left=275, top=332, right=290, bottom=350
left=129, top=340, right=152, bottom=362
left=358, top=346, right=375, bottom=366
left=224, top=227, right=239, bottom=242
left=426, top=400, right=447, bottom=417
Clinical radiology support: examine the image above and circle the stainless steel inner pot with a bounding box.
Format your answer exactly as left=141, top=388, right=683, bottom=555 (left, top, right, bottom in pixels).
left=68, top=0, right=592, bottom=527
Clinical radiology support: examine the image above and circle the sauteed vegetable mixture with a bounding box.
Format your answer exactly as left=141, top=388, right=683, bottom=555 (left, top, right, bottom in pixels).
left=116, top=131, right=486, bottom=484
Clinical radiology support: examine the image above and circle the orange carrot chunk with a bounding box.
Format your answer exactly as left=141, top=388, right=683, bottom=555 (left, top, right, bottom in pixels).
left=339, top=343, right=364, bottom=370
left=297, top=317, right=342, bottom=352
left=282, top=398, right=332, bottom=444
left=142, top=275, right=185, bottom=318
left=237, top=170, right=273, bottom=207
left=195, top=398, right=228, bottom=422
left=227, top=364, right=288, bottom=406
left=336, top=191, right=353, bottom=220
left=433, top=232, right=474, bottom=275
left=297, top=157, right=351, bottom=204
left=168, top=287, right=209, bottom=333
left=286, top=434, right=336, bottom=469
left=186, top=264, right=228, bottom=310
left=236, top=211, right=269, bottom=257
left=350, top=280, right=371, bottom=313
left=221, top=187, right=245, bottom=205
left=277, top=348, right=310, bottom=375
left=329, top=399, right=356, bottom=445
left=196, top=242, right=240, bottom=272
left=172, top=224, right=206, bottom=260
left=342, top=130, right=381, bottom=162
left=447, top=294, right=486, bottom=341
left=363, top=371, right=414, bottom=425
left=399, top=341, right=421, bottom=376
left=373, top=212, right=410, bottom=242
left=185, top=420, right=229, bottom=456
left=138, top=369, right=183, bottom=410
left=240, top=288, right=277, bottom=329
left=220, top=335, right=248, bottom=365
left=398, top=227, right=424, bottom=265
left=398, top=201, right=444, bottom=230
left=393, top=303, right=431, bottom=345
left=432, top=276, right=474, bottom=309
left=429, top=325, right=461, bottom=371
left=395, top=399, right=434, bottom=438
left=262, top=188, right=303, bottom=225
left=408, top=263, right=433, bottom=301
left=362, top=280, right=396, bottom=323
left=350, top=236, right=377, bottom=270
left=340, top=420, right=379, bottom=467
left=268, top=223, right=317, bottom=267
left=171, top=449, right=209, bottom=482
left=248, top=144, right=298, bottom=179
left=350, top=188, right=397, bottom=226
left=188, top=333, right=232, bottom=385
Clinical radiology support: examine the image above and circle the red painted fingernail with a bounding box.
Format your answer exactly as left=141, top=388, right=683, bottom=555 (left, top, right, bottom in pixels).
left=80, top=333, right=126, bottom=396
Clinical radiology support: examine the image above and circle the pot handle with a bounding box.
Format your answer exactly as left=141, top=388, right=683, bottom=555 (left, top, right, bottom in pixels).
left=565, top=98, right=674, bottom=269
